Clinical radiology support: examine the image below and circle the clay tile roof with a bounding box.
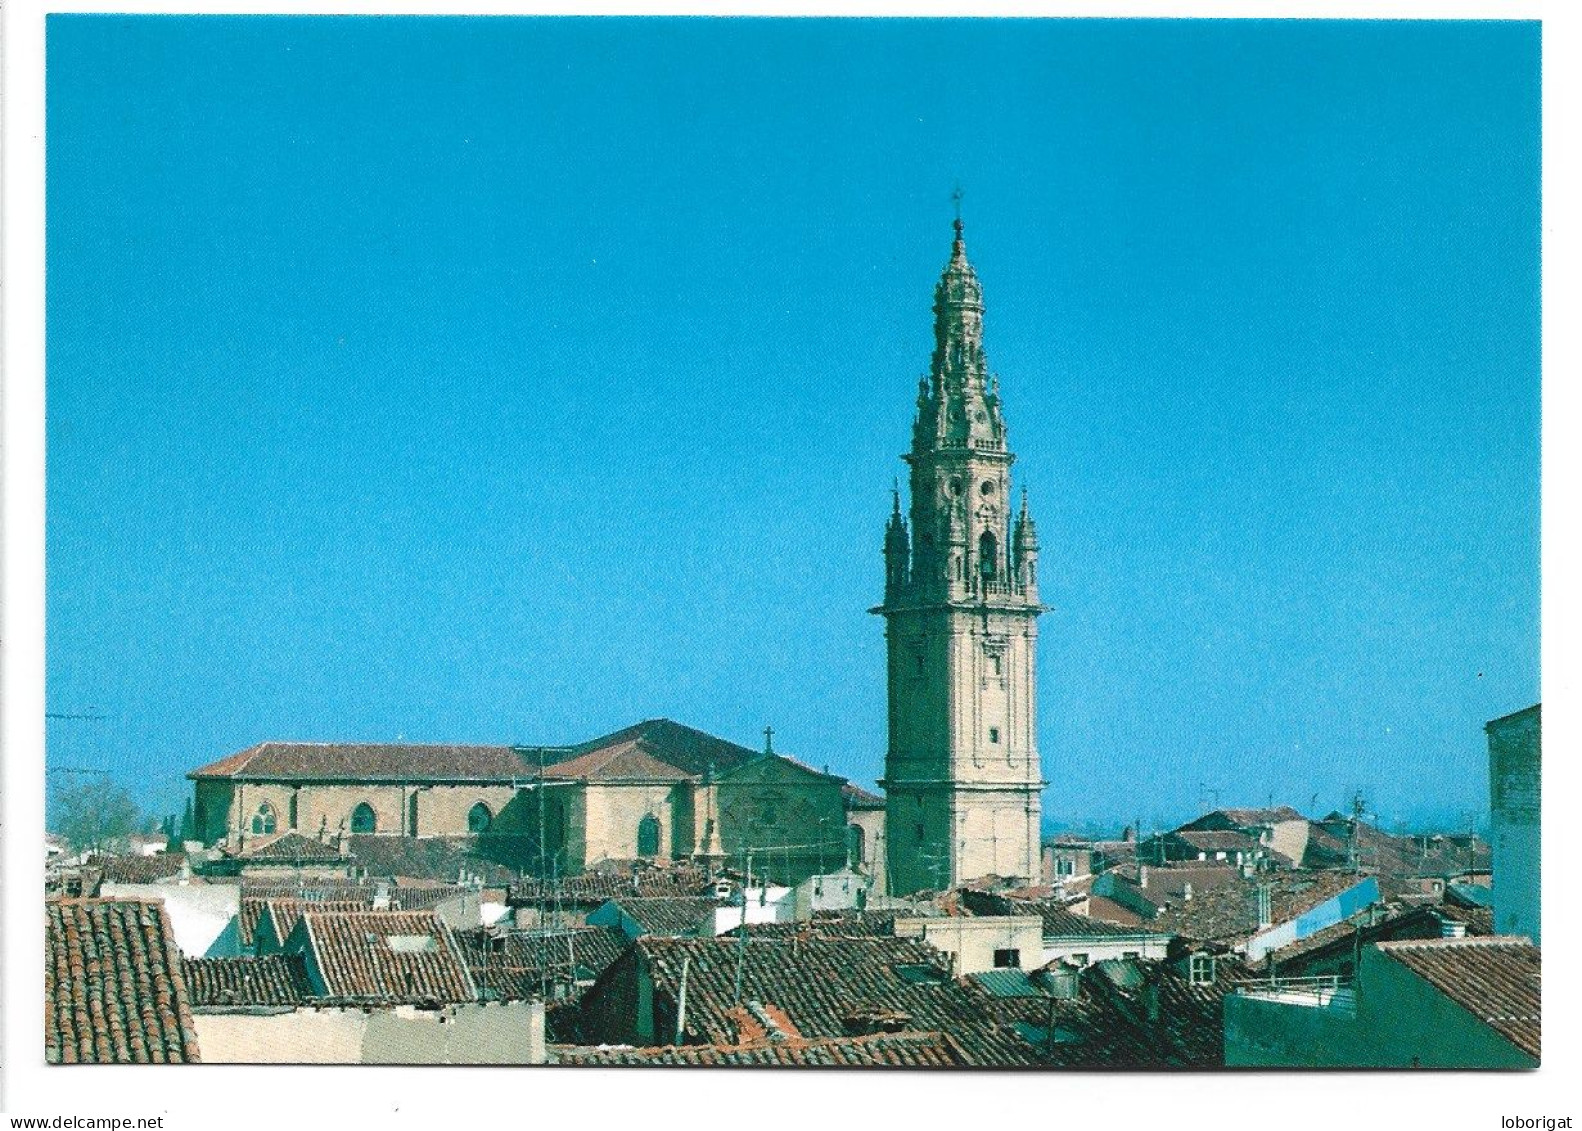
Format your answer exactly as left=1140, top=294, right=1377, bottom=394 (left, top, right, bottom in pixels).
left=550, top=718, right=760, bottom=778
left=842, top=782, right=886, bottom=811
left=553, top=1030, right=969, bottom=1067
left=958, top=889, right=1168, bottom=940
left=242, top=832, right=346, bottom=863
left=94, top=853, right=188, bottom=885
left=263, top=899, right=377, bottom=947
left=606, top=897, right=721, bottom=937
left=343, top=835, right=519, bottom=885
left=510, top=864, right=714, bottom=906
left=297, top=909, right=476, bottom=1004
left=1149, top=872, right=1367, bottom=944
left=453, top=927, right=631, bottom=1000
left=1171, top=830, right=1260, bottom=853
left=189, top=741, right=532, bottom=783
left=543, top=739, right=693, bottom=783
left=45, top=899, right=202, bottom=1063
left=587, top=936, right=1000, bottom=1048
left=183, top=955, right=313, bottom=1008
left=1375, top=937, right=1540, bottom=1059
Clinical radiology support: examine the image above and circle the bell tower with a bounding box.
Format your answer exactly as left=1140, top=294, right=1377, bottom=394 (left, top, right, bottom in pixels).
left=875, top=215, right=1045, bottom=894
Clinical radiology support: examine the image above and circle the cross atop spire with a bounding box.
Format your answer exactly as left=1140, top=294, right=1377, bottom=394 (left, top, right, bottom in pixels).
left=951, top=184, right=964, bottom=233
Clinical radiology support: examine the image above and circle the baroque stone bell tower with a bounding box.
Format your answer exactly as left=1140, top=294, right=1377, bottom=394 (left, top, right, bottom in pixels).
left=875, top=216, right=1045, bottom=895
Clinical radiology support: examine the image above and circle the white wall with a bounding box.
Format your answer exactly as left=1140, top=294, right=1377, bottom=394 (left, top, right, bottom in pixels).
left=100, top=881, right=241, bottom=957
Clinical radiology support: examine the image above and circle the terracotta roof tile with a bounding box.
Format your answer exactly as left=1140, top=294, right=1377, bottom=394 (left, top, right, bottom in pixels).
left=543, top=740, right=694, bottom=783
left=94, top=853, right=188, bottom=885
left=189, top=741, right=532, bottom=782
left=45, top=899, right=201, bottom=1063
left=453, top=927, right=631, bottom=1001
left=344, top=835, right=520, bottom=885
left=295, top=910, right=475, bottom=1005
left=604, top=897, right=722, bottom=936
left=554, top=1030, right=968, bottom=1067
left=580, top=936, right=1007, bottom=1049
left=240, top=832, right=345, bottom=863
left=1376, top=937, right=1540, bottom=1060
left=510, top=864, right=715, bottom=906
left=183, top=955, right=313, bottom=1008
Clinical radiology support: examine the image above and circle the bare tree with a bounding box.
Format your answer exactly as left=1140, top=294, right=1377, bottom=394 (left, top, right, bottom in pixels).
left=50, top=777, right=142, bottom=854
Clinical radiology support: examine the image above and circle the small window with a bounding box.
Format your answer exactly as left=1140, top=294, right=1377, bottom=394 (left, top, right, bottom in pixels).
left=988, top=727, right=1000, bottom=744
left=251, top=803, right=277, bottom=836
left=916, top=823, right=926, bottom=842
left=993, top=948, right=1020, bottom=969
left=990, top=653, right=1003, bottom=676
left=1190, top=953, right=1216, bottom=986
left=1069, top=953, right=1089, bottom=966
left=350, top=802, right=377, bottom=834
left=1123, top=951, right=1140, bottom=960
left=468, top=802, right=493, bottom=834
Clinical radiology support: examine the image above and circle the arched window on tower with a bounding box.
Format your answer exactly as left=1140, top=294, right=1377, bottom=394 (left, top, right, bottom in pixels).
left=251, top=802, right=277, bottom=836
left=979, top=530, right=998, bottom=581
left=847, top=823, right=866, bottom=870
left=350, top=802, right=377, bottom=834
left=468, top=802, right=493, bottom=834
left=637, top=814, right=661, bottom=858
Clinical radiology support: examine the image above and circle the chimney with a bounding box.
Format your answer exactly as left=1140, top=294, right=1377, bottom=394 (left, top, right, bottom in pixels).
left=374, top=881, right=391, bottom=910
left=1183, top=882, right=1193, bottom=902
left=1439, top=917, right=1468, bottom=939
left=1139, top=864, right=1149, bottom=889
left=526, top=998, right=547, bottom=1065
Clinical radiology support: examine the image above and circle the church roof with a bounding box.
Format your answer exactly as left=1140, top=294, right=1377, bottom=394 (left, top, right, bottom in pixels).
left=189, top=741, right=533, bottom=783
left=549, top=718, right=761, bottom=778
left=544, top=739, right=696, bottom=783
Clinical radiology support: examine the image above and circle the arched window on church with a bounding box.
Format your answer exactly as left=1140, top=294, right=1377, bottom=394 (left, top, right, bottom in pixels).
left=979, top=530, right=998, bottom=580
left=251, top=803, right=277, bottom=836
left=847, top=823, right=866, bottom=870
left=637, top=814, right=661, bottom=858
left=468, top=802, right=493, bottom=835
left=350, top=802, right=377, bottom=834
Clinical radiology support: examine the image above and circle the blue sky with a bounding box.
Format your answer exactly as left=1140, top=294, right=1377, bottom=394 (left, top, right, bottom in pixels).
left=46, top=16, right=1539, bottom=833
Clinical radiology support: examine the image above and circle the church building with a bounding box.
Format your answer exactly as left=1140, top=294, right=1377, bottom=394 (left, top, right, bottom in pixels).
left=188, top=719, right=863, bottom=886
left=876, top=217, right=1046, bottom=894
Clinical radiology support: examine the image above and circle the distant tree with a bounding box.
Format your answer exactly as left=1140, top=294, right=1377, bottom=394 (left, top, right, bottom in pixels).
left=50, top=777, right=142, bottom=854
left=178, top=798, right=196, bottom=843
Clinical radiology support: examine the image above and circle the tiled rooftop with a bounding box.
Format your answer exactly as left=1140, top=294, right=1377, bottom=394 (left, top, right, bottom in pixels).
left=94, top=853, right=188, bottom=885
left=1376, top=937, right=1540, bottom=1060
left=509, top=864, right=715, bottom=906
left=183, top=955, right=313, bottom=1009
left=190, top=741, right=532, bottom=782
left=452, top=926, right=630, bottom=1000
left=241, top=832, right=346, bottom=864
left=294, top=910, right=476, bottom=1004
left=45, top=899, right=201, bottom=1063
left=553, top=1030, right=971, bottom=1067
left=580, top=935, right=1003, bottom=1050
left=345, top=835, right=521, bottom=885
left=604, top=897, right=722, bottom=937
left=1149, top=871, right=1368, bottom=945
